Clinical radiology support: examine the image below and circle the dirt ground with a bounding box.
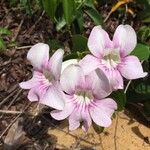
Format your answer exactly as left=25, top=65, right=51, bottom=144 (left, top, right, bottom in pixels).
left=48, top=111, right=150, bottom=150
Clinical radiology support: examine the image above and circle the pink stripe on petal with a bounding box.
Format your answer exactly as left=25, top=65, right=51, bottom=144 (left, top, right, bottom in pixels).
left=101, top=68, right=123, bottom=90
left=69, top=107, right=81, bottom=131
left=88, top=26, right=112, bottom=58
left=41, top=85, right=65, bottom=110
left=81, top=107, right=92, bottom=131
left=118, top=55, right=147, bottom=79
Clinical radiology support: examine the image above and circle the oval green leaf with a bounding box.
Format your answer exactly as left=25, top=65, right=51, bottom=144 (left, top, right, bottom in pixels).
left=71, top=34, right=88, bottom=52
left=131, top=43, right=150, bottom=61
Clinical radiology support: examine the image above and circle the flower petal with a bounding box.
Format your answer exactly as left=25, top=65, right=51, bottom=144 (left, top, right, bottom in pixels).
left=113, top=25, right=137, bottom=57
left=88, top=25, right=112, bottom=58
left=68, top=107, right=81, bottom=131
left=62, top=59, right=79, bottom=73
left=79, top=54, right=100, bottom=75
left=60, top=64, right=85, bottom=94
left=27, top=89, right=39, bottom=102
left=100, top=67, right=124, bottom=90
left=41, top=85, right=65, bottom=110
left=81, top=107, right=92, bottom=131
left=94, top=98, right=117, bottom=116
left=27, top=43, right=49, bottom=70
left=49, top=49, right=64, bottom=79
left=19, top=79, right=37, bottom=90
left=89, top=101, right=112, bottom=127
left=118, top=55, right=147, bottom=79
left=27, top=83, right=48, bottom=102
left=51, top=99, right=75, bottom=120
left=88, top=68, right=112, bottom=99
left=19, top=71, right=42, bottom=89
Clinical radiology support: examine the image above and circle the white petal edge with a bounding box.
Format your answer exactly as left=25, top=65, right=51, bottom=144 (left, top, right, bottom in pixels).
left=27, top=43, right=49, bottom=69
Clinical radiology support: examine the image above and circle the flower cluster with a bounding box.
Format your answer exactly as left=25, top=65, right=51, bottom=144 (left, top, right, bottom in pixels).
left=20, top=25, right=147, bottom=131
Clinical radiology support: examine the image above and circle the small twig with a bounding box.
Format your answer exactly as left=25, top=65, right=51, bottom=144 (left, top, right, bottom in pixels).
left=15, top=45, right=33, bottom=50
left=104, top=12, right=112, bottom=23
left=12, top=19, right=24, bottom=41
left=8, top=85, right=18, bottom=93
left=0, top=89, right=22, bottom=119
left=0, top=102, right=31, bottom=139
left=104, top=0, right=133, bottom=23
left=0, top=88, right=18, bottom=108
left=28, top=11, right=45, bottom=35
left=124, top=80, right=131, bottom=94
left=114, top=112, right=119, bottom=150
left=122, top=4, right=128, bottom=24
left=7, top=89, right=23, bottom=109
left=0, top=110, right=22, bottom=114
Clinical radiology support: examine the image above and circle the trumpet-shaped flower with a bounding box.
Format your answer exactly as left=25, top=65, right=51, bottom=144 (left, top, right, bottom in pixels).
left=51, top=64, right=117, bottom=131
left=80, top=25, right=147, bottom=90
left=19, top=43, right=65, bottom=110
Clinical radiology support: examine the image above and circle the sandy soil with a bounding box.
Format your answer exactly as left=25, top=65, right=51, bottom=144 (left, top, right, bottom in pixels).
left=48, top=111, right=150, bottom=150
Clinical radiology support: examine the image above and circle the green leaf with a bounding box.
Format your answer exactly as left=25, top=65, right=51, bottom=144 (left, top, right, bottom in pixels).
left=134, top=80, right=150, bottom=95
left=0, top=27, right=11, bottom=35
left=138, top=26, right=150, bottom=43
left=63, top=51, right=89, bottom=61
left=85, top=7, right=102, bottom=25
left=71, top=35, right=88, bottom=52
left=20, top=0, right=32, bottom=15
left=126, top=78, right=150, bottom=103
left=48, top=39, right=64, bottom=50
left=42, top=0, right=58, bottom=19
left=0, top=38, right=6, bottom=50
left=84, top=0, right=95, bottom=9
left=126, top=90, right=150, bottom=103
left=131, top=43, right=150, bottom=61
left=75, top=10, right=84, bottom=33
left=62, top=0, right=75, bottom=25
left=139, top=9, right=150, bottom=23
left=111, top=90, right=126, bottom=111
left=63, top=53, right=79, bottom=61
left=142, top=17, right=150, bottom=23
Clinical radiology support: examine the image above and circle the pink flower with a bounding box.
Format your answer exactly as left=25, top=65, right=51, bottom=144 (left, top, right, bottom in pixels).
left=19, top=43, right=65, bottom=110
left=51, top=64, right=117, bottom=131
left=80, top=25, right=147, bottom=90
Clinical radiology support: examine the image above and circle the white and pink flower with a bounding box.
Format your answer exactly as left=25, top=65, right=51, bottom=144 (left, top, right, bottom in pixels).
left=80, top=25, right=147, bottom=90
left=19, top=43, right=65, bottom=110
left=51, top=64, right=117, bottom=131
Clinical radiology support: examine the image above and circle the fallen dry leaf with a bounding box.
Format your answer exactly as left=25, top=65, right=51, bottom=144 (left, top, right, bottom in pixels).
left=4, top=118, right=26, bottom=150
